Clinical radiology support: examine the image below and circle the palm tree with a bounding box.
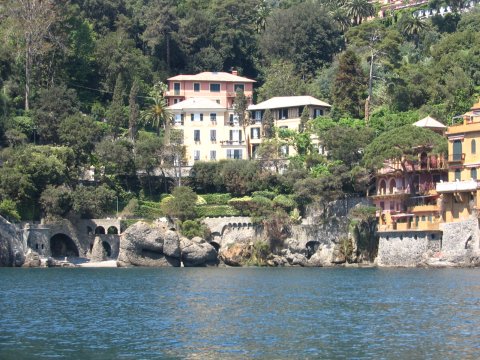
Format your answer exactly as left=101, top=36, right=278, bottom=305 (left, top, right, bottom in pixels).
left=141, top=82, right=173, bottom=142
left=254, top=0, right=271, bottom=33
left=399, top=15, right=428, bottom=48
left=342, top=0, right=375, bottom=26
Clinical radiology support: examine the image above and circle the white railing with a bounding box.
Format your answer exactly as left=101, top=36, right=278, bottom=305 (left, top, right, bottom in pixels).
left=436, top=179, right=478, bottom=192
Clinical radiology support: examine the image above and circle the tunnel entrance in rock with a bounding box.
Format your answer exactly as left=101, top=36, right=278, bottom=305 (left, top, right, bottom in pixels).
left=306, top=241, right=320, bottom=259
left=102, top=241, right=112, bottom=257
left=50, top=234, right=79, bottom=258
left=210, top=241, right=220, bottom=252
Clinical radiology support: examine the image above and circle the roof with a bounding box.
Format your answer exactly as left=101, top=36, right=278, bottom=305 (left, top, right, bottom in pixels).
left=413, top=116, right=446, bottom=129
left=248, top=96, right=331, bottom=111
left=167, top=98, right=226, bottom=111
left=168, top=71, right=255, bottom=83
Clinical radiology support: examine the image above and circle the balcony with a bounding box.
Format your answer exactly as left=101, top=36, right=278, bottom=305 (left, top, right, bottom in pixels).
left=436, top=179, right=478, bottom=193
left=220, top=140, right=245, bottom=146
left=448, top=153, right=465, bottom=163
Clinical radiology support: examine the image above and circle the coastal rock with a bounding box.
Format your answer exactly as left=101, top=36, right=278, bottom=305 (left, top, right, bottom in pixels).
left=22, top=250, right=42, bottom=268
left=117, top=221, right=181, bottom=267
left=219, top=243, right=251, bottom=266
left=0, top=216, right=26, bottom=267
left=307, top=247, right=335, bottom=267
left=180, top=237, right=218, bottom=267
left=90, top=236, right=107, bottom=262
left=285, top=251, right=307, bottom=266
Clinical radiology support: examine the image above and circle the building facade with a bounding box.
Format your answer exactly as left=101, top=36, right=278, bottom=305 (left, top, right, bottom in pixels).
left=372, top=117, right=448, bottom=233
left=436, top=99, right=480, bottom=223
left=248, top=96, right=331, bottom=158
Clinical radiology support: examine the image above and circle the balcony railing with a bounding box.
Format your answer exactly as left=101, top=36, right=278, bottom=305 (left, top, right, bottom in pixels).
left=220, top=140, right=245, bottom=145
left=436, top=179, right=478, bottom=192
left=448, top=153, right=465, bottom=163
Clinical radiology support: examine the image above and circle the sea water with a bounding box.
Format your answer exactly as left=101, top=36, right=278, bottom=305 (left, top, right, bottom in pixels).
left=1, top=267, right=479, bottom=359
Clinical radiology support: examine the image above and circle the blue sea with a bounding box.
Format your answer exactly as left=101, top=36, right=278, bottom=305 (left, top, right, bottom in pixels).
left=1, top=267, right=479, bottom=359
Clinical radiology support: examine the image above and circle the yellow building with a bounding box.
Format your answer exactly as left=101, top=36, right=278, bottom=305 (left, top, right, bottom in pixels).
left=436, top=99, right=480, bottom=222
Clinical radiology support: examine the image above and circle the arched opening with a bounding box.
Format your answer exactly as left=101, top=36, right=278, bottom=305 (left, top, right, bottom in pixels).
left=102, top=241, right=112, bottom=257
left=95, top=226, right=106, bottom=235
left=50, top=234, right=79, bottom=258
left=305, top=240, right=320, bottom=259
left=378, top=179, right=386, bottom=195
left=388, top=178, right=396, bottom=194
left=107, top=226, right=118, bottom=235
left=210, top=241, right=220, bottom=252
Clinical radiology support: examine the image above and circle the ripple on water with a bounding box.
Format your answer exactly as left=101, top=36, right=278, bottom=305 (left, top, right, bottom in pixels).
left=0, top=267, right=480, bottom=359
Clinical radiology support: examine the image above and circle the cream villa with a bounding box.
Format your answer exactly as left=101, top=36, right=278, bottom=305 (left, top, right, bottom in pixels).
left=248, top=96, right=331, bottom=157
left=167, top=71, right=331, bottom=165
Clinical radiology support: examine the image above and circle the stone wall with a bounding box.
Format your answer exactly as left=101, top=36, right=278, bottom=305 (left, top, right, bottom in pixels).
left=376, top=231, right=441, bottom=267
left=440, top=218, right=480, bottom=265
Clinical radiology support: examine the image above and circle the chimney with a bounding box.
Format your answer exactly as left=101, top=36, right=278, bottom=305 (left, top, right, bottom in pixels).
left=232, top=69, right=238, bottom=76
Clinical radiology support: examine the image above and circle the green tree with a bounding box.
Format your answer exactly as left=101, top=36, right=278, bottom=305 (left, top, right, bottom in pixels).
left=257, top=61, right=307, bottom=101
left=363, top=125, right=447, bottom=172
left=0, top=199, right=21, bottom=222
left=71, top=184, right=116, bottom=218
left=58, top=113, right=101, bottom=166
left=398, top=15, right=429, bottom=48
left=128, top=79, right=140, bottom=143
left=261, top=109, right=275, bottom=139
left=107, top=74, right=126, bottom=139
left=233, top=89, right=249, bottom=158
left=299, top=106, right=310, bottom=133
left=161, top=186, right=197, bottom=221
left=342, top=0, right=375, bottom=26
left=141, top=82, right=172, bottom=138
left=95, top=139, right=135, bottom=176
left=33, top=84, right=79, bottom=144
left=331, top=49, right=367, bottom=119
left=40, top=185, right=72, bottom=219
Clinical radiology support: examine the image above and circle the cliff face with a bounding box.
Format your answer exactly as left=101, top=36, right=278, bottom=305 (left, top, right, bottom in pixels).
left=0, top=216, right=26, bottom=267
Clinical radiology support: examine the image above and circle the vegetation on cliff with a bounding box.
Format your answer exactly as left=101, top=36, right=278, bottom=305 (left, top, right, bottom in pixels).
left=0, top=1, right=478, bottom=224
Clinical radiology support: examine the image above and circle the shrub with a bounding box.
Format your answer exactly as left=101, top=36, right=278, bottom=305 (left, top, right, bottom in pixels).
left=195, top=205, right=240, bottom=217
left=272, top=194, right=296, bottom=211
left=252, top=190, right=276, bottom=200
left=0, top=199, right=20, bottom=222
left=181, top=220, right=210, bottom=239
left=161, top=186, right=197, bottom=221
left=196, top=196, right=207, bottom=205
left=228, top=196, right=254, bottom=215
left=201, top=193, right=232, bottom=205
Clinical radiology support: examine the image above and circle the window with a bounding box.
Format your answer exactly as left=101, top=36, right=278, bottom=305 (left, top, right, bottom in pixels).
left=230, top=130, right=242, bottom=142
left=251, top=127, right=260, bottom=139
left=194, top=150, right=200, bottom=161
left=174, top=82, right=180, bottom=95
left=210, top=129, right=216, bottom=142
left=227, top=149, right=242, bottom=159
left=194, top=83, right=200, bottom=92
left=234, top=84, right=244, bottom=92
left=314, top=108, right=324, bottom=117
left=174, top=99, right=179, bottom=104
left=210, top=150, right=216, bottom=160
left=210, top=113, right=217, bottom=122
left=380, top=201, right=385, bottom=210
left=194, top=130, right=200, bottom=142
left=453, top=140, right=462, bottom=161
left=191, top=113, right=202, bottom=121
left=210, top=83, right=220, bottom=92
left=279, top=108, right=288, bottom=119
left=455, top=169, right=461, bottom=181
left=280, top=145, right=289, bottom=156
left=253, top=111, right=262, bottom=122
left=229, top=114, right=234, bottom=125
left=471, top=168, right=477, bottom=180
left=174, top=114, right=184, bottom=125
left=472, top=139, right=476, bottom=154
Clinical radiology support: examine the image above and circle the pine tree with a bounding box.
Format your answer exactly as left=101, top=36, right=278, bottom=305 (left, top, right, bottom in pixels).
left=331, top=49, right=367, bottom=119
left=128, top=80, right=139, bottom=143
left=262, top=109, right=275, bottom=139
left=107, top=74, right=126, bottom=139
left=299, top=106, right=310, bottom=133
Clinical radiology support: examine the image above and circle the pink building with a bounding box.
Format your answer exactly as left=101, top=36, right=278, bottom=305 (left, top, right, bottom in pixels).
left=165, top=71, right=255, bottom=109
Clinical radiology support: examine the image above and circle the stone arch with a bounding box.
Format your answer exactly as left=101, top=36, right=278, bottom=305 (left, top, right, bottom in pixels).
left=95, top=226, right=106, bottom=235
left=232, top=223, right=238, bottom=228
left=50, top=233, right=79, bottom=258
left=378, top=179, right=386, bottom=195
left=102, top=241, right=112, bottom=257
left=107, top=226, right=118, bottom=235
left=209, top=241, right=220, bottom=252
left=306, top=240, right=320, bottom=259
